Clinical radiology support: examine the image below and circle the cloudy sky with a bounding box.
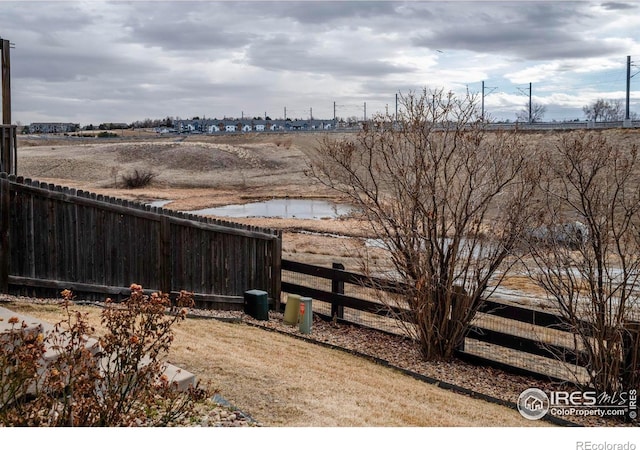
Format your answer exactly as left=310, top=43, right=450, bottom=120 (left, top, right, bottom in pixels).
left=1, top=0, right=639, bottom=125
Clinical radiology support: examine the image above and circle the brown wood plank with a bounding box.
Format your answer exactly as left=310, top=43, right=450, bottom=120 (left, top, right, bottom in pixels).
left=10, top=180, right=278, bottom=240
left=0, top=174, right=9, bottom=292
left=281, top=281, right=409, bottom=320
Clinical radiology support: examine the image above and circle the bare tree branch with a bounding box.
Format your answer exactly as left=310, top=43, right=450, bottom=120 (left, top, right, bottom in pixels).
left=307, top=88, right=537, bottom=360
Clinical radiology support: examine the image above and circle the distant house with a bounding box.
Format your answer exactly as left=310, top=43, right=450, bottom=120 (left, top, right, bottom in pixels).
left=173, top=117, right=336, bottom=134
left=253, top=120, right=278, bottom=131
left=288, top=120, right=308, bottom=131
left=28, top=122, right=79, bottom=134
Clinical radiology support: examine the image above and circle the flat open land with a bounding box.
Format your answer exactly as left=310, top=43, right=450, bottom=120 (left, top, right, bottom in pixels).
left=12, top=128, right=640, bottom=427
left=17, top=130, right=371, bottom=269
left=17, top=128, right=640, bottom=271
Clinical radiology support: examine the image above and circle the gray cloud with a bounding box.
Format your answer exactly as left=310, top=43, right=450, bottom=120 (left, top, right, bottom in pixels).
left=409, top=2, right=621, bottom=60
left=601, top=1, right=638, bottom=11
left=245, top=34, right=415, bottom=77
left=0, top=1, right=638, bottom=124
left=261, top=1, right=400, bottom=25
left=122, top=2, right=256, bottom=52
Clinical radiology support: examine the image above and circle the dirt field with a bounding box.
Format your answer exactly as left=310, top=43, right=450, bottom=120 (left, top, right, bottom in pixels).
left=17, top=128, right=640, bottom=272
left=18, top=131, right=374, bottom=269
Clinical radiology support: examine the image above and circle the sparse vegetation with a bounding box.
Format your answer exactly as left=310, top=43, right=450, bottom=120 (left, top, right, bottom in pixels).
left=15, top=127, right=640, bottom=404
left=274, top=137, right=292, bottom=149
left=583, top=98, right=625, bottom=122
left=97, top=131, right=119, bottom=138
left=122, top=168, right=157, bottom=189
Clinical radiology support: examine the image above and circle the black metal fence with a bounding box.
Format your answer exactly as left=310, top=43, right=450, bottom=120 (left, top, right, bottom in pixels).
left=281, top=258, right=623, bottom=383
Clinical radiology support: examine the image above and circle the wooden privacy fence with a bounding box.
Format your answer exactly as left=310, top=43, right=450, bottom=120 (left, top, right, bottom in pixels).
left=282, top=259, right=637, bottom=384
left=0, top=173, right=282, bottom=309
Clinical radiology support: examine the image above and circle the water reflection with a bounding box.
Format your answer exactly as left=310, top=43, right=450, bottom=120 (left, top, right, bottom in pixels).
left=188, top=198, right=352, bottom=219
left=148, top=200, right=172, bottom=208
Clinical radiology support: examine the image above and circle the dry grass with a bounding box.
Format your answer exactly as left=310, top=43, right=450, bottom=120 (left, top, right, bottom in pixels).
left=3, top=299, right=550, bottom=427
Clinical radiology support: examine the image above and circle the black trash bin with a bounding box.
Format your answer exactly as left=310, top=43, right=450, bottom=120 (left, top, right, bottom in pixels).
left=244, top=289, right=269, bottom=321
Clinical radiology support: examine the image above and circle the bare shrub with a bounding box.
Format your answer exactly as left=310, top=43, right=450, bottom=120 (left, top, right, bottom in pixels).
left=0, top=286, right=208, bottom=426
left=307, top=88, right=537, bottom=360
left=122, top=169, right=157, bottom=189
left=525, top=132, right=640, bottom=394
left=274, top=137, right=292, bottom=149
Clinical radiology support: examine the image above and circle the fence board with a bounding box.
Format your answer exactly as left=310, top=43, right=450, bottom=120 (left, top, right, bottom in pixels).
left=0, top=174, right=8, bottom=292
left=0, top=174, right=281, bottom=306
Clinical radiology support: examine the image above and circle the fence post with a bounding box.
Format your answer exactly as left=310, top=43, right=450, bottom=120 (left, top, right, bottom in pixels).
left=159, top=215, right=172, bottom=295
left=0, top=174, right=8, bottom=293
left=272, top=230, right=282, bottom=312
left=331, top=262, right=344, bottom=319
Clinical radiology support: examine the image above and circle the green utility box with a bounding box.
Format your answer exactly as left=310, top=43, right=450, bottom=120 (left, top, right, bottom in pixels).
left=244, top=289, right=269, bottom=321
left=299, top=297, right=313, bottom=334
left=283, top=294, right=301, bottom=326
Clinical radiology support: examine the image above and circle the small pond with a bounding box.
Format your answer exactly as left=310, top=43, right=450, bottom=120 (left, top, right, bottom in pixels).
left=188, top=198, right=352, bottom=220
left=148, top=200, right=172, bottom=208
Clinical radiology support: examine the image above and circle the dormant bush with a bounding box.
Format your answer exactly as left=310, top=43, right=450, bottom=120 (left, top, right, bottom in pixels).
left=0, top=285, right=208, bottom=426
left=308, top=88, right=537, bottom=360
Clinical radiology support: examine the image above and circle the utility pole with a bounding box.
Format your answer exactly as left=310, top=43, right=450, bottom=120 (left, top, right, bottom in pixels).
left=432, top=94, right=435, bottom=117
left=284, top=107, right=287, bottom=121
left=333, top=101, right=336, bottom=122
left=528, top=82, right=532, bottom=123
left=1, top=37, right=16, bottom=176
left=1, top=38, right=10, bottom=127
left=481, top=80, right=497, bottom=122
left=395, top=93, right=398, bottom=122
left=0, top=36, right=9, bottom=293
left=364, top=102, right=367, bottom=121
left=517, top=82, right=532, bottom=123
left=310, top=107, right=313, bottom=120
left=626, top=55, right=631, bottom=122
